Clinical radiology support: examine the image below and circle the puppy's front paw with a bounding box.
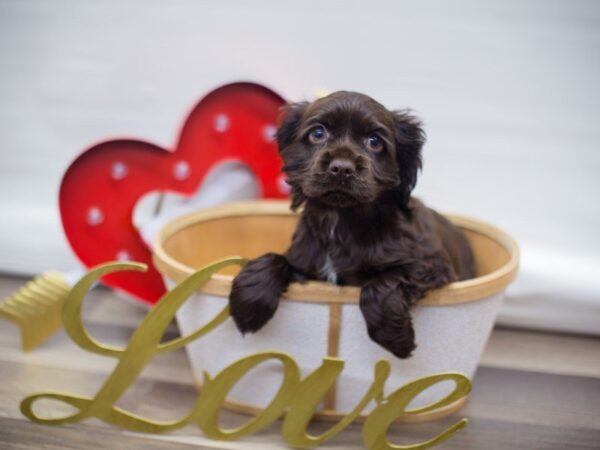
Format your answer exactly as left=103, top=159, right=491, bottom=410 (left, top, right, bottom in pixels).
left=367, top=319, right=416, bottom=359
left=229, top=253, right=292, bottom=334
left=359, top=283, right=417, bottom=359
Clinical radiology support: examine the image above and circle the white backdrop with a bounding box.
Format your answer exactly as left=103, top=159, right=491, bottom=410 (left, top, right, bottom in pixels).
left=0, top=0, right=599, bottom=334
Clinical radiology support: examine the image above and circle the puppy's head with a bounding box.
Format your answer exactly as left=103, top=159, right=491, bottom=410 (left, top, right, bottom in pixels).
left=276, top=91, right=425, bottom=211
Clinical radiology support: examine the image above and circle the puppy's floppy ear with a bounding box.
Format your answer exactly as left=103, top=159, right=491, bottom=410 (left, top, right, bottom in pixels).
left=391, top=110, right=425, bottom=212
left=276, top=101, right=308, bottom=150
left=276, top=101, right=309, bottom=211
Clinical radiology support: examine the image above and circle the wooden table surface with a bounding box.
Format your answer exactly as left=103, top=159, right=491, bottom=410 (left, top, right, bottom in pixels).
left=1, top=274, right=599, bottom=450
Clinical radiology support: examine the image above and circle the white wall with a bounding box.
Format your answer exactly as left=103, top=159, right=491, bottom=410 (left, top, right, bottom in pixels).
left=1, top=0, right=599, bottom=333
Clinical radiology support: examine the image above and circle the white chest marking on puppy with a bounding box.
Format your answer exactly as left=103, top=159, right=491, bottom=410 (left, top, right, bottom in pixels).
left=321, top=255, right=338, bottom=284
left=320, top=214, right=338, bottom=284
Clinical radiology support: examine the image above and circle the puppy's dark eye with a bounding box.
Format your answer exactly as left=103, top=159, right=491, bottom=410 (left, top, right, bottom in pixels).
left=308, top=125, right=328, bottom=144
left=366, top=134, right=383, bottom=152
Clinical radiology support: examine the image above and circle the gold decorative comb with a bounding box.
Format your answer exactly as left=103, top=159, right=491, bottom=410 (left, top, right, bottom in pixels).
left=0, top=272, right=71, bottom=351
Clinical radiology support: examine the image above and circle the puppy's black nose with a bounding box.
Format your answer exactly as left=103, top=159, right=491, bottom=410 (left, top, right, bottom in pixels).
left=328, top=159, right=356, bottom=177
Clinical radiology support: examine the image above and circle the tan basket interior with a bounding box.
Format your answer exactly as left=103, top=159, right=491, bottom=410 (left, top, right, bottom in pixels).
left=163, top=214, right=509, bottom=280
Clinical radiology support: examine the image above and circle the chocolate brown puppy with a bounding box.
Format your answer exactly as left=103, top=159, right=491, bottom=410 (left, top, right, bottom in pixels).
left=229, top=91, right=475, bottom=358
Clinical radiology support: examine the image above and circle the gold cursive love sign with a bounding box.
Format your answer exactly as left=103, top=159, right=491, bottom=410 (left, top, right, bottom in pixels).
left=21, top=258, right=471, bottom=449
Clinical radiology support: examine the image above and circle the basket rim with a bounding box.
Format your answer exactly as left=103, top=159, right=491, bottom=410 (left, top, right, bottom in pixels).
left=152, top=200, right=519, bottom=305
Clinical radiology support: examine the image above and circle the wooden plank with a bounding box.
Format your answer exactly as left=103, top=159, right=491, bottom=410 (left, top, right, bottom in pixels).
left=467, top=367, right=600, bottom=431
left=0, top=416, right=218, bottom=450
left=409, top=417, right=600, bottom=450
left=481, top=327, right=600, bottom=378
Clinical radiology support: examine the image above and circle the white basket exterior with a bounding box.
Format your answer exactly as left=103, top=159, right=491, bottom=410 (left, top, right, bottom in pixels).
left=168, top=278, right=504, bottom=412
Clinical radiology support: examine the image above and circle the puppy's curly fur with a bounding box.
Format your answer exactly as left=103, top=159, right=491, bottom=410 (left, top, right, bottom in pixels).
left=229, top=91, right=475, bottom=358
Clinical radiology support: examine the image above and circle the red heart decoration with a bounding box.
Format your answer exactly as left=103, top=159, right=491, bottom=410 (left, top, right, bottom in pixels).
left=59, top=82, right=287, bottom=305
